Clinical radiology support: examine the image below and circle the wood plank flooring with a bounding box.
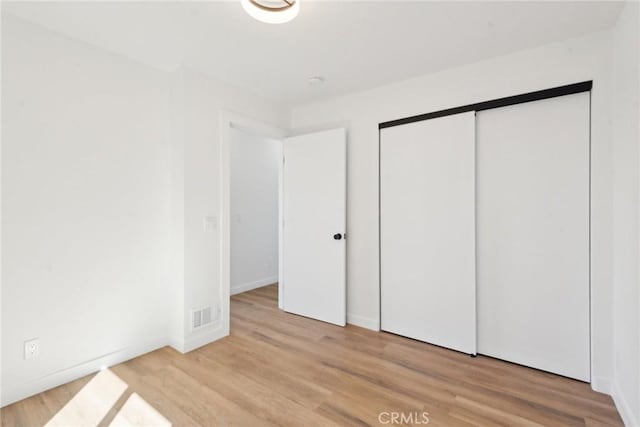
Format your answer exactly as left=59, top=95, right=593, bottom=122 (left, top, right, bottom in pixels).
left=1, top=284, right=623, bottom=426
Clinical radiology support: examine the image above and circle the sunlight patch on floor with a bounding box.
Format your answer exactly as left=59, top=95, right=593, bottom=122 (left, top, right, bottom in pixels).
left=44, top=369, right=170, bottom=426
left=45, top=369, right=127, bottom=427
left=109, top=392, right=171, bottom=427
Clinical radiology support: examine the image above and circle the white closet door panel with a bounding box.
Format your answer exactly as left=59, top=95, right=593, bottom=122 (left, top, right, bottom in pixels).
left=380, top=111, right=476, bottom=355
left=477, top=93, right=590, bottom=381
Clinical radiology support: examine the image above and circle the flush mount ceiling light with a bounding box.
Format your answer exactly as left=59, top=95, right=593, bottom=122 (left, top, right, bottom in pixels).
left=241, top=0, right=299, bottom=24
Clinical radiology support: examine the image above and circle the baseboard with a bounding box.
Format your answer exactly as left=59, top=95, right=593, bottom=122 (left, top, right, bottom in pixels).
left=1, top=336, right=167, bottom=408
left=591, top=376, right=613, bottom=394
left=612, top=380, right=639, bottom=427
left=170, top=323, right=227, bottom=354
left=347, top=313, right=380, bottom=331
left=231, top=276, right=277, bottom=295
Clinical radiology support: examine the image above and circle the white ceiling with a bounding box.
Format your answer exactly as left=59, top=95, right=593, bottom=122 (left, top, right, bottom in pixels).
left=3, top=1, right=623, bottom=107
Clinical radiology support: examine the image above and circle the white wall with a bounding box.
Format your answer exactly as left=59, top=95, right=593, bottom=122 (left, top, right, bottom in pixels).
left=290, top=30, right=615, bottom=390
left=2, top=2, right=635, bottom=414
left=1, top=15, right=172, bottom=405
left=230, top=128, right=279, bottom=295
left=0, top=14, right=289, bottom=404
left=611, top=2, right=640, bottom=425
left=168, top=68, right=287, bottom=353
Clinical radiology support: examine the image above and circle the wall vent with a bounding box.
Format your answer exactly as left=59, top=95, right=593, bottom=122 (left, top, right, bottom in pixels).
left=192, top=306, right=214, bottom=330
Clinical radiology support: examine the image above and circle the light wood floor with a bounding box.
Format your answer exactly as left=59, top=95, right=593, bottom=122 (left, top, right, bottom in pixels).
left=1, top=284, right=623, bottom=426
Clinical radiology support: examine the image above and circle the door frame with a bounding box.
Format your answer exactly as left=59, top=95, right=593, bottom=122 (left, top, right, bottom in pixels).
left=220, top=111, right=287, bottom=336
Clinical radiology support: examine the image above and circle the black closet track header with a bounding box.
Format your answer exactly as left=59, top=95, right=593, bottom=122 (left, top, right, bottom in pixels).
left=378, top=81, right=593, bottom=130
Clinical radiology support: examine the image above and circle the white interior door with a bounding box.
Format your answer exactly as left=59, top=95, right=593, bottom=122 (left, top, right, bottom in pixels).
left=476, top=93, right=590, bottom=381
left=282, top=128, right=346, bottom=326
left=380, top=112, right=476, bottom=354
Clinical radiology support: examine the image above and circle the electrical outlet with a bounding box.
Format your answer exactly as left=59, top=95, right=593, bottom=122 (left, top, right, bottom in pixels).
left=24, top=338, right=39, bottom=360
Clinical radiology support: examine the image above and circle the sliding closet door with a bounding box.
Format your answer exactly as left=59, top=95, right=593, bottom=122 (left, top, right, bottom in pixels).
left=380, top=112, right=476, bottom=355
left=477, top=93, right=590, bottom=381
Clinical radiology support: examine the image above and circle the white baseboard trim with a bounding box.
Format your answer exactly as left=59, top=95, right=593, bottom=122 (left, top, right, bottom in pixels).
left=1, top=336, right=167, bottom=408
left=347, top=313, right=380, bottom=331
left=612, top=380, right=639, bottom=427
left=170, top=323, right=227, bottom=354
left=231, top=276, right=278, bottom=295
left=591, top=376, right=613, bottom=394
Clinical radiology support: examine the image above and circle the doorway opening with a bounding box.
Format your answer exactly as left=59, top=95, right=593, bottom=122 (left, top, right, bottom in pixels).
left=230, top=126, right=281, bottom=299
left=221, top=113, right=347, bottom=336
left=220, top=112, right=286, bottom=337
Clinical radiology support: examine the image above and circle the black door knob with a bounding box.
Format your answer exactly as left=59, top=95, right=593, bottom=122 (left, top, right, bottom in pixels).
left=333, top=233, right=343, bottom=240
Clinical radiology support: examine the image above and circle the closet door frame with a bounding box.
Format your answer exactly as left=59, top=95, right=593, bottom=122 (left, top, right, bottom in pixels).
left=378, top=80, right=592, bottom=363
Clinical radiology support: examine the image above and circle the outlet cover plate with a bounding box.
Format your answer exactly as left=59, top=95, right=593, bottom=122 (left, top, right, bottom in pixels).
left=24, top=338, right=40, bottom=360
